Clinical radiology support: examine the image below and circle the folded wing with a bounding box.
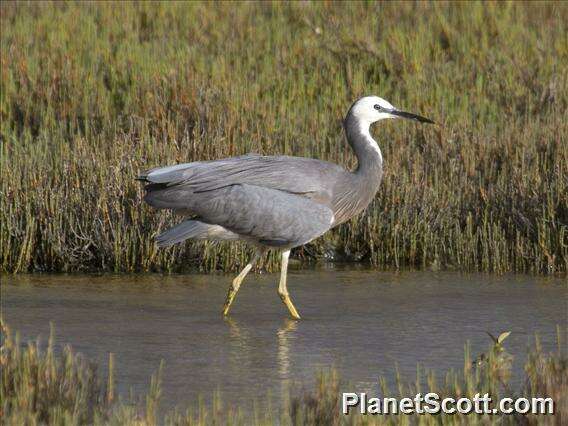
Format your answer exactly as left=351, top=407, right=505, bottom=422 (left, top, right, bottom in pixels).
left=139, top=154, right=345, bottom=204
left=145, top=182, right=333, bottom=247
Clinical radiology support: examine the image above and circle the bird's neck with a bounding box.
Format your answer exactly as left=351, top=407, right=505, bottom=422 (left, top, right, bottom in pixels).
left=328, top=112, right=383, bottom=226
left=344, top=113, right=383, bottom=179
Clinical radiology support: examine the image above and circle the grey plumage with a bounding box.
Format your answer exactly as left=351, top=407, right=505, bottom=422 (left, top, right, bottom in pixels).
left=140, top=132, right=382, bottom=248
left=156, top=221, right=239, bottom=247
left=136, top=96, right=434, bottom=319
left=148, top=180, right=334, bottom=248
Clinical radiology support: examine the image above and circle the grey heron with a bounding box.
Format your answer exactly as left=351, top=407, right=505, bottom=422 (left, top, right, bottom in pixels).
left=138, top=96, right=434, bottom=319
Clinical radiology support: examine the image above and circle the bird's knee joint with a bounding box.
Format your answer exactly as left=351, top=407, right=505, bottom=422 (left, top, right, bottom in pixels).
left=278, top=289, right=289, bottom=298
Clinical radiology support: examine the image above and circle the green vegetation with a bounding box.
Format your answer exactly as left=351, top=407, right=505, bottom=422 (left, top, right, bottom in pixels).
left=1, top=2, right=566, bottom=273
left=2, top=320, right=565, bottom=425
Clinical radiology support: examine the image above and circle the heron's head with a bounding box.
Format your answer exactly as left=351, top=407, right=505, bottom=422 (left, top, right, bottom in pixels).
left=350, top=96, right=434, bottom=125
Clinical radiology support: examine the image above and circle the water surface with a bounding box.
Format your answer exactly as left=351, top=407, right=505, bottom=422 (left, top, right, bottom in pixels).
left=2, top=270, right=566, bottom=411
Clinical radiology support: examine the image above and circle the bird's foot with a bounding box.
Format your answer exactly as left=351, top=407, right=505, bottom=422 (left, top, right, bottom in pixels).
left=222, top=284, right=239, bottom=316
left=279, top=293, right=301, bottom=320
left=222, top=295, right=234, bottom=316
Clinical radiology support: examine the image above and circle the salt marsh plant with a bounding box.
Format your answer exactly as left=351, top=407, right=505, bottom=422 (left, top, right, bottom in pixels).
left=2, top=320, right=565, bottom=425
left=1, top=2, right=567, bottom=274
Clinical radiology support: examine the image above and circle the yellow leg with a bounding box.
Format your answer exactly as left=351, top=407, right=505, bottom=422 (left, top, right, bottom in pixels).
left=277, top=250, right=301, bottom=320
left=222, top=250, right=263, bottom=316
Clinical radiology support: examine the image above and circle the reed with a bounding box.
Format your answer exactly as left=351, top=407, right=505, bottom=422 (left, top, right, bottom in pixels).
left=1, top=2, right=566, bottom=274
left=2, top=320, right=565, bottom=425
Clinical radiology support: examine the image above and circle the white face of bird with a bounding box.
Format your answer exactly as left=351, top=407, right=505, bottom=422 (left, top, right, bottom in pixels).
left=351, top=96, right=435, bottom=125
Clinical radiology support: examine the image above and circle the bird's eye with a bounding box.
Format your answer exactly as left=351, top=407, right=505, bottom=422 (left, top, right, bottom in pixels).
left=373, top=104, right=381, bottom=111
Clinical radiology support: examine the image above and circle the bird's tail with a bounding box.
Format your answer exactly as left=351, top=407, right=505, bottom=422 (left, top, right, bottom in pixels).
left=156, top=220, right=239, bottom=247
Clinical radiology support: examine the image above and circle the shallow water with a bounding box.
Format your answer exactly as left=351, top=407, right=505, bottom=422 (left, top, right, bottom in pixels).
left=2, top=270, right=566, bottom=411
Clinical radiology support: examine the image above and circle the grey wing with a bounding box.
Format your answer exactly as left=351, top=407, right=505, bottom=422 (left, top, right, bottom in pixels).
left=148, top=183, right=334, bottom=248
left=138, top=154, right=345, bottom=204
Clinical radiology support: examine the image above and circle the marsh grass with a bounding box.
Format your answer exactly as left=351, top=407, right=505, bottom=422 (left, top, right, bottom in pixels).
left=1, top=2, right=567, bottom=274
left=2, top=320, right=565, bottom=425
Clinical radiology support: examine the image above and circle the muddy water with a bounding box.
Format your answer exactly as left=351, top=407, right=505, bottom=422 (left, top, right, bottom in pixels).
left=2, top=270, right=566, bottom=411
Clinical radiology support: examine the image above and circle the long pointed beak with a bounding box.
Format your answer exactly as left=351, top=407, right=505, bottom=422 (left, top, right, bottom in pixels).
left=389, top=109, right=435, bottom=124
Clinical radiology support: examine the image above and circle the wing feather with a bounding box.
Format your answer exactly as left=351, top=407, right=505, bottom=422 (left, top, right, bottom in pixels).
left=146, top=182, right=333, bottom=247
left=139, top=154, right=345, bottom=204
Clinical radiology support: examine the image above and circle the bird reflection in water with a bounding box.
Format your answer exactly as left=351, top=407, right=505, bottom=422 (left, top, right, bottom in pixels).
left=277, top=318, right=298, bottom=405
left=223, top=317, right=299, bottom=399
left=277, top=319, right=298, bottom=379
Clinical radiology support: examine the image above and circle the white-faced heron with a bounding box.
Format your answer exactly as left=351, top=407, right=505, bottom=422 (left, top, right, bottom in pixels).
left=137, top=96, right=434, bottom=319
